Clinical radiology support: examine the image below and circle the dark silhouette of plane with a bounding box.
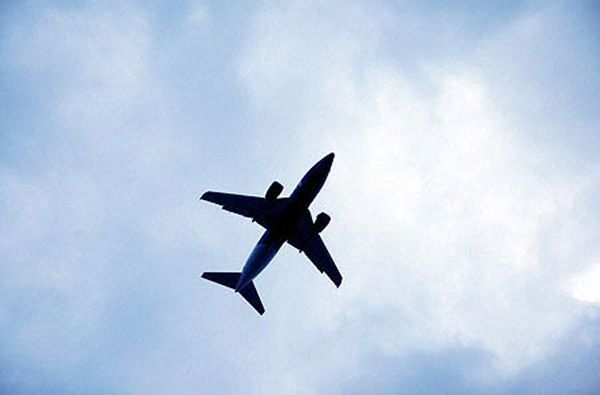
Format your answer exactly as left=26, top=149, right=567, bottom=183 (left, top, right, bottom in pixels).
left=200, top=153, right=342, bottom=315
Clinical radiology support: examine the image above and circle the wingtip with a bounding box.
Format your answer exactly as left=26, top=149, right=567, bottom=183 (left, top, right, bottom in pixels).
left=198, top=191, right=210, bottom=201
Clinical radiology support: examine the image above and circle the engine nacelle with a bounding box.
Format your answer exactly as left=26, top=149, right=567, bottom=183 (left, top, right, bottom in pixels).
left=265, top=181, right=283, bottom=202
left=313, top=212, right=331, bottom=233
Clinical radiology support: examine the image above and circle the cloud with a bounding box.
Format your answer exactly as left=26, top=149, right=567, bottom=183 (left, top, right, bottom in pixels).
left=239, top=0, right=600, bottom=384
left=342, top=313, right=600, bottom=395
left=1, top=1, right=599, bottom=394
left=570, top=263, right=600, bottom=304
left=0, top=3, right=211, bottom=393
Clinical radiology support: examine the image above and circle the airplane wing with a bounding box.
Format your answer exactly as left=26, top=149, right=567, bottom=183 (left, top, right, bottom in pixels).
left=200, top=191, right=273, bottom=226
left=287, top=212, right=342, bottom=287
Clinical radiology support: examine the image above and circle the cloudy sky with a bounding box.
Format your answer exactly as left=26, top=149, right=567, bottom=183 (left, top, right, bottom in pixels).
left=1, top=1, right=600, bottom=394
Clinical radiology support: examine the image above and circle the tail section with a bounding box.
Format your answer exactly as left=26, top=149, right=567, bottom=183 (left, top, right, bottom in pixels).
left=238, top=281, right=265, bottom=315
left=201, top=272, right=265, bottom=315
left=201, top=272, right=240, bottom=289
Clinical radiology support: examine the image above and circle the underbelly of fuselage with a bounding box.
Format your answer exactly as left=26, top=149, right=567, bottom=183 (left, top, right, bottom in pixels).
left=266, top=198, right=307, bottom=238
left=240, top=231, right=285, bottom=284
left=240, top=200, right=308, bottom=287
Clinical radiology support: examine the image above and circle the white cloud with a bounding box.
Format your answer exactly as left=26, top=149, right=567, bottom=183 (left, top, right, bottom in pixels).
left=0, top=3, right=210, bottom=390
left=239, top=0, right=600, bottom=383
left=2, top=1, right=599, bottom=394
left=570, top=263, right=600, bottom=304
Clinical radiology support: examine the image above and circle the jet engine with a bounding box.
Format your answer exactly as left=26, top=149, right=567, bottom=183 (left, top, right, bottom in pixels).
left=313, top=212, right=331, bottom=233
left=265, top=181, right=283, bottom=202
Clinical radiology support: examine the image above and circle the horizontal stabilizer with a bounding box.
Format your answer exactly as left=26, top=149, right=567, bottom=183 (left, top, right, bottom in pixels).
left=201, top=272, right=240, bottom=289
left=239, top=281, right=265, bottom=315
left=201, top=272, right=265, bottom=315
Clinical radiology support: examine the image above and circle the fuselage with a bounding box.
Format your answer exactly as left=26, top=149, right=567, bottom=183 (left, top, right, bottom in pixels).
left=235, top=153, right=334, bottom=291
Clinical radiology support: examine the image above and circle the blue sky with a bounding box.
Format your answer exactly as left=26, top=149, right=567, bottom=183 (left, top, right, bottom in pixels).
left=1, top=1, right=600, bottom=394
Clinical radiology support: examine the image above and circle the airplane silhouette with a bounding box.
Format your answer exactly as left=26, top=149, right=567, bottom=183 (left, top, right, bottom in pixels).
left=200, top=153, right=342, bottom=315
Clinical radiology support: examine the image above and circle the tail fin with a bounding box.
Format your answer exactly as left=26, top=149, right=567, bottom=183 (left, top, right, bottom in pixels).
left=201, top=272, right=265, bottom=315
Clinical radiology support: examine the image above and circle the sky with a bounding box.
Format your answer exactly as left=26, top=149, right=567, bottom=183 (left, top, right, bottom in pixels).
left=1, top=1, right=600, bottom=394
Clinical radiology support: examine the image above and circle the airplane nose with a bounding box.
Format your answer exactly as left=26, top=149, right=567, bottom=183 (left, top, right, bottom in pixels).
left=323, top=152, right=335, bottom=167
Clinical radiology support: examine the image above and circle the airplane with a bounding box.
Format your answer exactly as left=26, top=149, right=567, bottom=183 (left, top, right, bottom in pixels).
left=199, top=152, right=342, bottom=315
